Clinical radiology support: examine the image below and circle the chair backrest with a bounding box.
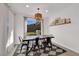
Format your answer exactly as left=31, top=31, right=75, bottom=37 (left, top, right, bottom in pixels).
left=35, top=37, right=40, bottom=45
left=19, top=36, right=23, bottom=42
left=46, top=37, right=51, bottom=44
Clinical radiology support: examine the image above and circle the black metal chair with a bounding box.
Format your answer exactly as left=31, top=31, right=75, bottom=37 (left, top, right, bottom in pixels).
left=46, top=37, right=53, bottom=50
left=42, top=37, right=53, bottom=52
left=42, top=38, right=48, bottom=52
left=19, top=36, right=28, bottom=53
left=32, top=37, right=40, bottom=50
left=46, top=37, right=52, bottom=46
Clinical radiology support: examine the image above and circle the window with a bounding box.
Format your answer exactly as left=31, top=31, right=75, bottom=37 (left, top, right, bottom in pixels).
left=24, top=17, right=41, bottom=36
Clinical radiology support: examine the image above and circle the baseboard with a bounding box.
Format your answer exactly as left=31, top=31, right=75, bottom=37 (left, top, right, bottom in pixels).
left=53, top=41, right=79, bottom=54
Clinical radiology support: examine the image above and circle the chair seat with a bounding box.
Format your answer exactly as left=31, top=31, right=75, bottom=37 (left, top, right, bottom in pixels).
left=21, top=42, right=28, bottom=44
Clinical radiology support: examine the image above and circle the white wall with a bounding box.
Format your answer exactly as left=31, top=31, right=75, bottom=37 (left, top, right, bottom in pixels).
left=0, top=3, right=15, bottom=55
left=49, top=4, right=79, bottom=53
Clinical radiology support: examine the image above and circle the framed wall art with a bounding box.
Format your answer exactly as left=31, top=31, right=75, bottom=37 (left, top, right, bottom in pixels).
left=50, top=17, right=71, bottom=26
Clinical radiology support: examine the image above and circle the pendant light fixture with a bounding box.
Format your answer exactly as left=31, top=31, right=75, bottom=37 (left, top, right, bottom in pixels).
left=34, top=8, right=42, bottom=22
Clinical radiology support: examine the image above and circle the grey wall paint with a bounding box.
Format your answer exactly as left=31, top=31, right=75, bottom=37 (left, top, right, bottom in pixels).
left=14, top=14, right=24, bottom=44
left=0, top=4, right=15, bottom=55
left=49, top=5, right=79, bottom=53
left=6, top=10, right=15, bottom=55
left=0, top=3, right=8, bottom=55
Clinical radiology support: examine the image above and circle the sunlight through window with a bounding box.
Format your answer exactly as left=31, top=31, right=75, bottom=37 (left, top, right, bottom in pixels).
left=6, top=30, right=14, bottom=48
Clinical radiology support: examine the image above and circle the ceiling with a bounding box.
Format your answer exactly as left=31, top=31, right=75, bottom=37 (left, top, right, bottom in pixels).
left=7, top=3, right=78, bottom=18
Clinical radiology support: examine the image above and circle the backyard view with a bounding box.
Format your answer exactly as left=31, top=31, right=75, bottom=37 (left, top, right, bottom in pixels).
left=25, top=18, right=41, bottom=35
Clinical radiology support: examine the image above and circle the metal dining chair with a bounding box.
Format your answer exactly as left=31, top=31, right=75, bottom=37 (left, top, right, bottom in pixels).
left=32, top=37, right=40, bottom=50
left=45, top=37, right=53, bottom=51
left=19, top=36, right=28, bottom=53
left=42, top=37, right=53, bottom=52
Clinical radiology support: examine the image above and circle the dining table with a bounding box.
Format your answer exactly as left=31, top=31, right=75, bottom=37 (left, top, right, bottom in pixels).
left=24, top=35, right=54, bottom=40
left=23, top=35, right=55, bottom=55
